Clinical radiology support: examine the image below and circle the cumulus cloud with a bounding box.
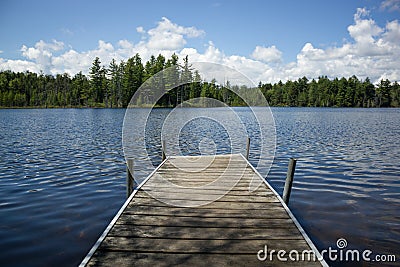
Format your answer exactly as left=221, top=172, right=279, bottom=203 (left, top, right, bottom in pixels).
left=383, top=20, right=400, bottom=44
left=346, top=8, right=389, bottom=57
left=178, top=42, right=278, bottom=84
left=283, top=7, right=400, bottom=82
left=0, top=58, right=41, bottom=73
left=19, top=39, right=64, bottom=73
left=146, top=17, right=204, bottom=50
left=0, top=17, right=205, bottom=76
left=251, top=45, right=282, bottom=63
left=348, top=8, right=382, bottom=44
left=0, top=12, right=399, bottom=84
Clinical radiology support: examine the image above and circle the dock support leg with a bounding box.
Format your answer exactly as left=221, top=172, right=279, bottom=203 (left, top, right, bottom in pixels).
left=283, top=158, right=297, bottom=205
left=126, top=158, right=134, bottom=198
left=245, top=137, right=251, bottom=160
left=162, top=140, right=166, bottom=161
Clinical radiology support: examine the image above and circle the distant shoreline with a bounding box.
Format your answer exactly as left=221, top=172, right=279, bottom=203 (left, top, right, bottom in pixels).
left=1, top=105, right=398, bottom=109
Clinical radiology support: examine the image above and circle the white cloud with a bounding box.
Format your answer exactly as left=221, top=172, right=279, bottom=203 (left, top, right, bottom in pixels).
left=348, top=8, right=382, bottom=44
left=251, top=45, right=282, bottom=63
left=0, top=58, right=41, bottom=73
left=18, top=39, right=65, bottom=73
left=179, top=42, right=279, bottom=84
left=51, top=49, right=90, bottom=75
left=381, top=0, right=400, bottom=11
left=346, top=8, right=389, bottom=57
left=0, top=12, right=399, bottom=84
left=268, top=7, right=400, bottom=83
left=146, top=17, right=204, bottom=50
left=383, top=20, right=400, bottom=44
left=247, top=14, right=400, bottom=83
left=37, top=39, right=64, bottom=51
left=136, top=26, right=144, bottom=33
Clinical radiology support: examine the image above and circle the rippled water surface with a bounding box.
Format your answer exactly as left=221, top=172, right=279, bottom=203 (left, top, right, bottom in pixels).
left=0, top=108, right=399, bottom=266
left=0, top=109, right=127, bottom=266
left=269, top=108, right=400, bottom=266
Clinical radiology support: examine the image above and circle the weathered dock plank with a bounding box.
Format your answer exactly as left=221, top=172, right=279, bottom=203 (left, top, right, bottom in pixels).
left=80, top=154, right=327, bottom=266
left=85, top=252, right=319, bottom=267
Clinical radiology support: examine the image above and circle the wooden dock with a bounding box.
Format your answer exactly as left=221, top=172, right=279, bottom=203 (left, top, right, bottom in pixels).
left=80, top=154, right=327, bottom=266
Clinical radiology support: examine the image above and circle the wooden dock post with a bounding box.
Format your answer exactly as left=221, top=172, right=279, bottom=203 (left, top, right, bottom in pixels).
left=126, top=158, right=134, bottom=198
left=161, top=140, right=166, bottom=161
left=283, top=158, right=297, bottom=205
left=245, top=137, right=250, bottom=159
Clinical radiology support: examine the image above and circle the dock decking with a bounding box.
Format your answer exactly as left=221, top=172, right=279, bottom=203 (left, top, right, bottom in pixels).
left=81, top=154, right=327, bottom=266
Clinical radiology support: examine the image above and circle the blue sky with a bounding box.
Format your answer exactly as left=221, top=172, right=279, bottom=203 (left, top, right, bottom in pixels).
left=0, top=0, right=399, bottom=83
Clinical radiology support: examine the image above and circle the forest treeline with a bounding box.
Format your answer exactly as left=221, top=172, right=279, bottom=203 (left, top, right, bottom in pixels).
left=0, top=53, right=399, bottom=108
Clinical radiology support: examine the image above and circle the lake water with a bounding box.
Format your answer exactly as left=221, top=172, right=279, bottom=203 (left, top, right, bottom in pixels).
left=0, top=108, right=399, bottom=266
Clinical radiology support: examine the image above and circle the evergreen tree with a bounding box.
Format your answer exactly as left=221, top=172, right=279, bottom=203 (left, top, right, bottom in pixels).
left=376, top=79, right=391, bottom=107
left=122, top=54, right=144, bottom=106
left=89, top=57, right=103, bottom=105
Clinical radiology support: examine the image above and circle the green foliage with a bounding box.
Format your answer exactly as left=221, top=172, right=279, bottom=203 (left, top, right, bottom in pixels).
left=258, top=76, right=400, bottom=108
left=122, top=54, right=144, bottom=106
left=1, top=54, right=399, bottom=108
